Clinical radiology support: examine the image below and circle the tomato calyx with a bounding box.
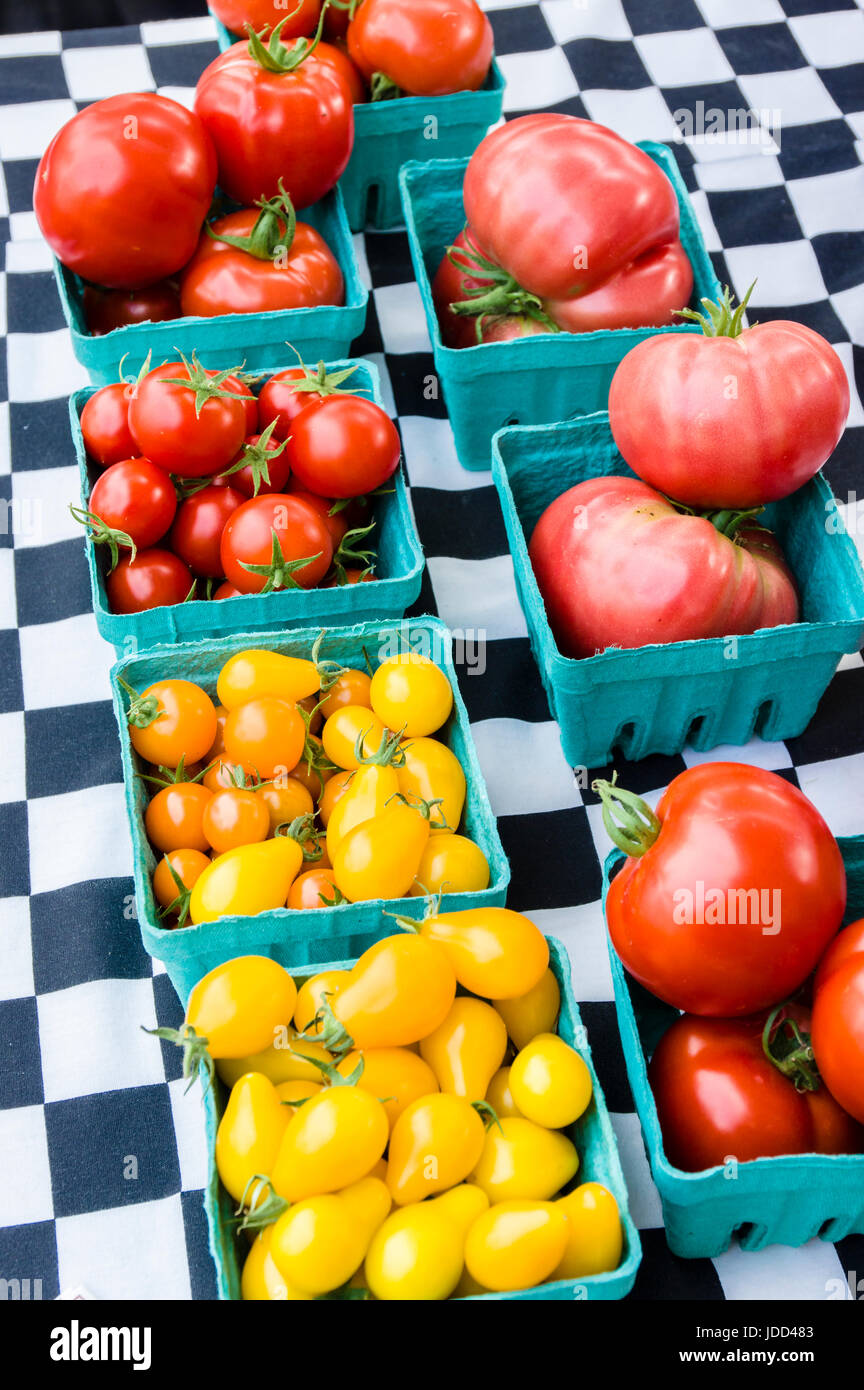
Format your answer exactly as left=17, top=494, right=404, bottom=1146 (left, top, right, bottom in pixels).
left=206, top=181, right=298, bottom=262
left=236, top=1175, right=288, bottom=1232
left=143, top=1022, right=214, bottom=1090
left=156, top=855, right=195, bottom=929
left=762, top=1005, right=820, bottom=1093
left=305, top=997, right=355, bottom=1058
left=160, top=351, right=249, bottom=419
left=370, top=70, right=403, bottom=101
left=473, top=1099, right=503, bottom=1132
left=355, top=723, right=406, bottom=769
left=310, top=629, right=349, bottom=692
left=69, top=505, right=137, bottom=571
left=330, top=519, right=377, bottom=585
left=274, top=810, right=321, bottom=859
left=238, top=528, right=322, bottom=592
left=138, top=755, right=213, bottom=789
left=386, top=790, right=449, bottom=827
left=318, top=882, right=349, bottom=907
left=446, top=239, right=559, bottom=341
left=703, top=507, right=765, bottom=540
left=246, top=5, right=328, bottom=74
left=592, top=773, right=661, bottom=858
left=117, top=676, right=164, bottom=730
left=299, top=1051, right=366, bottom=1087
left=287, top=354, right=365, bottom=400
left=676, top=281, right=756, bottom=339
left=220, top=419, right=288, bottom=496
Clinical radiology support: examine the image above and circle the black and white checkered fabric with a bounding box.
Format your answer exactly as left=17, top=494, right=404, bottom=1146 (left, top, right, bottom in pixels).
left=0, top=0, right=862, bottom=1302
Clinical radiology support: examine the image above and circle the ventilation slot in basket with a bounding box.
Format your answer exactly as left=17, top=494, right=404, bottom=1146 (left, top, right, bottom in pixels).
left=753, top=699, right=777, bottom=738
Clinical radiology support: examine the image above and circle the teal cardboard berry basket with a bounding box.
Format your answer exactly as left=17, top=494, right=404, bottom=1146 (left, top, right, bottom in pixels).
left=201, top=936, right=642, bottom=1300
left=111, top=616, right=510, bottom=1002
left=54, top=186, right=367, bottom=385
left=399, top=149, right=722, bottom=471
left=210, top=11, right=505, bottom=230
left=492, top=410, right=864, bottom=770
left=602, top=836, right=864, bottom=1259
left=71, top=357, right=424, bottom=656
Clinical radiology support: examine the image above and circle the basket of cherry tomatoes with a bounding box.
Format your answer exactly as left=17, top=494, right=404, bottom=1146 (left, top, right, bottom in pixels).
left=112, top=618, right=510, bottom=998
left=70, top=354, right=423, bottom=653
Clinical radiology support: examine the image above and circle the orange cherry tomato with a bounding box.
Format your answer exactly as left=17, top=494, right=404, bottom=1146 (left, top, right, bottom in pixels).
left=318, top=669, right=373, bottom=721
left=202, top=787, right=271, bottom=854
left=124, top=678, right=217, bottom=768
left=318, top=768, right=353, bottom=827
left=224, top=697, right=306, bottom=779
left=202, top=758, right=257, bottom=794
left=144, top=782, right=212, bottom=853
left=288, top=735, right=333, bottom=801
left=257, top=778, right=315, bottom=834
left=204, top=704, right=230, bottom=762
left=153, top=848, right=211, bottom=912
left=287, top=867, right=343, bottom=910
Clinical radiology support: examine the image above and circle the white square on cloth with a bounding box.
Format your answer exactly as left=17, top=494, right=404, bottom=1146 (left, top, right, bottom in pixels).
left=11, top=466, right=81, bottom=551
left=61, top=45, right=155, bottom=103
left=426, top=553, right=529, bottom=641
left=635, top=28, right=735, bottom=89
left=0, top=897, right=35, bottom=1001
left=499, top=46, right=581, bottom=112
left=56, top=1196, right=192, bottom=1301
left=0, top=711, right=26, bottom=803
left=787, top=165, right=864, bottom=240
left=540, top=0, right=632, bottom=44
left=0, top=1104, right=54, bottom=1226
left=470, top=717, right=582, bottom=816
left=789, top=11, right=864, bottom=70
left=38, top=977, right=165, bottom=1103
left=580, top=85, right=682, bottom=143
left=19, top=613, right=116, bottom=712
left=0, top=98, right=75, bottom=160
left=696, top=0, right=785, bottom=26
left=723, top=239, right=827, bottom=306
left=738, top=67, right=842, bottom=129
left=28, top=782, right=132, bottom=898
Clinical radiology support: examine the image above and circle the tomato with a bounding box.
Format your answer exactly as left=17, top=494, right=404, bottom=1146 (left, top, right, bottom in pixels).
left=333, top=800, right=433, bottom=902
left=464, top=116, right=680, bottom=305
left=224, top=697, right=306, bottom=779
left=220, top=492, right=334, bottom=592
left=485, top=1067, right=522, bottom=1121
left=420, top=998, right=507, bottom=1102
left=418, top=907, right=549, bottom=1000
left=397, top=736, right=464, bottom=830
left=106, top=548, right=193, bottom=614
left=410, top=833, right=490, bottom=897
left=122, top=678, right=217, bottom=768
left=269, top=1176, right=391, bottom=1295
left=319, top=933, right=456, bottom=1051
left=259, top=779, right=316, bottom=835
left=548, top=239, right=692, bottom=333
left=600, top=763, right=846, bottom=1016
left=271, top=1086, right=389, bottom=1201
left=178, top=955, right=297, bottom=1062
left=189, top=834, right=306, bottom=924
left=650, top=1006, right=864, bottom=1171
left=386, top=1094, right=487, bottom=1205
left=81, top=458, right=177, bottom=560
left=293, top=970, right=348, bottom=1033
left=242, top=1225, right=314, bottom=1301
left=318, top=667, right=372, bottom=721
left=471, top=1117, right=579, bottom=1204
left=365, top=1185, right=486, bottom=1301
left=195, top=22, right=354, bottom=210
left=348, top=0, right=492, bottom=97
left=336, top=1048, right=438, bottom=1131
left=317, top=769, right=351, bottom=827
left=286, top=866, right=342, bottom=909
left=321, top=705, right=387, bottom=770
left=326, top=762, right=399, bottom=861
left=224, top=432, right=291, bottom=498
left=432, top=228, right=552, bottom=349
left=34, top=93, right=216, bottom=289
left=145, top=781, right=212, bottom=853
left=179, top=196, right=344, bottom=318
left=216, top=1071, right=288, bottom=1205
left=370, top=654, right=452, bottom=737
left=288, top=490, right=349, bottom=550
left=223, top=374, right=259, bottom=434
left=286, top=395, right=401, bottom=498
left=494, top=969, right=560, bottom=1051
left=609, top=287, right=850, bottom=509
left=218, top=650, right=320, bottom=709
left=80, top=384, right=136, bottom=466
left=464, top=1201, right=569, bottom=1293
left=169, top=483, right=244, bottom=579
left=529, top=476, right=799, bottom=659
left=812, top=919, right=864, bottom=1125
left=129, top=358, right=249, bottom=478
left=553, top=1184, right=623, bottom=1282
left=202, top=786, right=270, bottom=854
left=82, top=282, right=182, bottom=336
left=258, top=368, right=325, bottom=439
left=315, top=39, right=367, bottom=104
left=211, top=0, right=321, bottom=40
left=216, top=1030, right=331, bottom=1089
left=152, top=848, right=211, bottom=917
left=509, top=1033, right=592, bottom=1130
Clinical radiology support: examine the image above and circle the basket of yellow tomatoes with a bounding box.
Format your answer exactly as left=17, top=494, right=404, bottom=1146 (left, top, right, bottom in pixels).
left=152, top=920, right=640, bottom=1299
left=112, top=617, right=509, bottom=998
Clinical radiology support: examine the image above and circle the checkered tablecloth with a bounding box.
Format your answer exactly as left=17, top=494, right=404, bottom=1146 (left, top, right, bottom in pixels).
left=1, top=0, right=863, bottom=1303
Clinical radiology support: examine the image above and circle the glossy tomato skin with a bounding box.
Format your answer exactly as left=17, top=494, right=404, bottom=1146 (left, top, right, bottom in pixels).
left=179, top=212, right=344, bottom=317
left=82, top=282, right=182, bottom=336
left=226, top=433, right=292, bottom=497
left=649, top=1008, right=864, bottom=1171
left=106, top=548, right=193, bottom=613
left=432, top=228, right=549, bottom=349
left=546, top=240, right=693, bottom=333
left=529, top=476, right=798, bottom=658
left=348, top=0, right=492, bottom=96
left=34, top=94, right=216, bottom=289
left=257, top=369, right=324, bottom=439
left=194, top=43, right=354, bottom=209
left=812, top=919, right=864, bottom=1125
left=464, top=116, right=679, bottom=303
left=286, top=395, right=400, bottom=498
left=211, top=0, right=321, bottom=38
left=220, top=492, right=334, bottom=592
left=88, top=458, right=177, bottom=550
left=609, top=321, right=850, bottom=510
left=80, top=384, right=137, bottom=467
left=170, top=483, right=245, bottom=578
left=315, top=40, right=367, bottom=104
left=223, top=374, right=258, bottom=434
left=606, top=763, right=846, bottom=1017
left=129, top=361, right=249, bottom=478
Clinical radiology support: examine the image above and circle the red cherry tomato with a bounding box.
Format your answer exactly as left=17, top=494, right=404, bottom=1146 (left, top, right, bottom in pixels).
left=286, top=489, right=348, bottom=548
left=82, top=282, right=182, bottom=336
left=170, top=483, right=245, bottom=578
left=213, top=581, right=243, bottom=599
left=224, top=433, right=292, bottom=498
left=601, top=763, right=846, bottom=1017
left=34, top=93, right=216, bottom=289
left=106, top=548, right=193, bottom=613
left=80, top=384, right=137, bottom=467
left=220, top=492, right=334, bottom=593
left=210, top=0, right=321, bottom=39
left=258, top=368, right=325, bottom=440
left=128, top=359, right=249, bottom=478
left=285, top=395, right=400, bottom=498
left=87, top=459, right=177, bottom=550
left=222, top=373, right=258, bottom=434
left=348, top=0, right=493, bottom=96
left=812, top=918, right=864, bottom=1125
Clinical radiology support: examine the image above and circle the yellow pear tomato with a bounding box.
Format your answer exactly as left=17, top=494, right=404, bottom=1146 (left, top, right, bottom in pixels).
left=184, top=955, right=296, bottom=1061
left=293, top=970, right=349, bottom=1035
left=485, top=1066, right=523, bottom=1120
left=216, top=649, right=320, bottom=710
left=336, top=1047, right=439, bottom=1130
left=471, top=1116, right=579, bottom=1204
left=241, top=1226, right=314, bottom=1301
left=189, top=836, right=304, bottom=925
left=553, top=1183, right=623, bottom=1282
left=364, top=1184, right=488, bottom=1301
left=326, top=763, right=400, bottom=861
left=397, top=738, right=465, bottom=832
left=420, top=997, right=507, bottom=1101
left=215, top=1029, right=331, bottom=1088
left=320, top=933, right=456, bottom=1051
left=215, top=1071, right=288, bottom=1206
left=494, top=969, right=561, bottom=1050
left=274, top=1079, right=322, bottom=1117
left=419, top=907, right=549, bottom=999
left=269, top=1175, right=391, bottom=1295
left=464, top=1201, right=569, bottom=1293
left=509, top=1033, right=593, bottom=1130
left=271, top=1086, right=389, bottom=1202
left=321, top=705, right=387, bottom=771
left=370, top=654, right=453, bottom=737
left=386, top=1093, right=487, bottom=1205
left=410, top=833, right=490, bottom=897
left=333, top=801, right=432, bottom=903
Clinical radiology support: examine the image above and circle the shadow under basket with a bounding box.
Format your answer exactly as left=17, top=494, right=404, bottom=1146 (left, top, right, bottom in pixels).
left=203, top=937, right=643, bottom=1300
left=491, top=410, right=864, bottom=770
left=602, top=835, right=864, bottom=1259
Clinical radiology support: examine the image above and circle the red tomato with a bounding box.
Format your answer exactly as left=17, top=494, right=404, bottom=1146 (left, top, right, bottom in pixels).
left=649, top=1006, right=864, bottom=1172
left=82, top=282, right=182, bottom=336
left=179, top=207, right=344, bottom=318
left=222, top=373, right=258, bottom=434
left=128, top=359, right=249, bottom=478
left=220, top=492, right=334, bottom=592
left=34, top=94, right=216, bottom=289
left=86, top=458, right=177, bottom=551
left=80, top=384, right=137, bottom=467
left=224, top=433, right=291, bottom=497
left=106, top=548, right=193, bottom=613
left=285, top=395, right=400, bottom=498
left=257, top=364, right=352, bottom=439
left=170, top=483, right=245, bottom=578
left=348, top=0, right=492, bottom=96
left=315, top=39, right=367, bottom=104
left=210, top=0, right=321, bottom=39
left=287, top=489, right=348, bottom=548
left=432, top=228, right=551, bottom=349
left=609, top=300, right=850, bottom=509
left=463, top=115, right=679, bottom=303
left=529, top=476, right=798, bottom=658
left=601, top=763, right=846, bottom=1017
left=546, top=240, right=692, bottom=333
left=194, top=29, right=354, bottom=209
left=323, top=3, right=350, bottom=43
left=812, top=919, right=864, bottom=1125
left=213, top=581, right=243, bottom=599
